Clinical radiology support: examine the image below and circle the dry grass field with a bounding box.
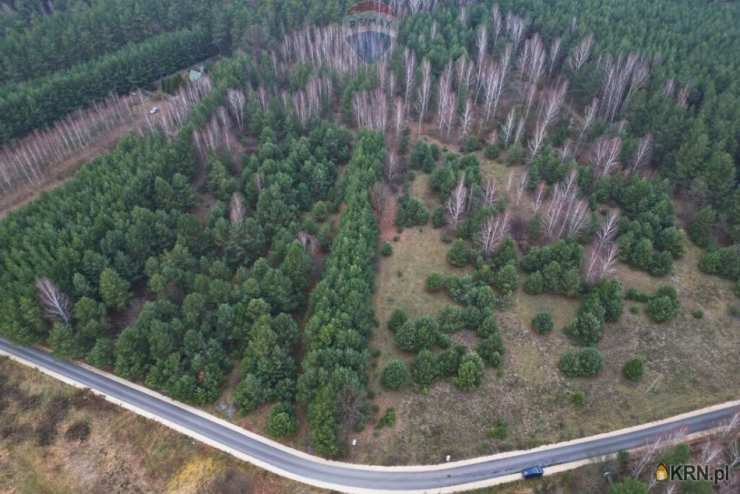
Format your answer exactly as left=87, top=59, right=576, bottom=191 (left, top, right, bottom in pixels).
left=0, top=357, right=325, bottom=494
left=349, top=158, right=740, bottom=466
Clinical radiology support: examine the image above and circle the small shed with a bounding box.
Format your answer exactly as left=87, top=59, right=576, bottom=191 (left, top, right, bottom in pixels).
left=189, top=65, right=205, bottom=82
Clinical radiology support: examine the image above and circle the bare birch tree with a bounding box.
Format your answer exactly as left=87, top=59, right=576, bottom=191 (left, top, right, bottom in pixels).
left=404, top=48, right=416, bottom=107
left=447, top=175, right=468, bottom=228
left=479, top=210, right=511, bottom=258
left=568, top=34, right=593, bottom=72
left=230, top=192, right=246, bottom=224
left=631, top=134, right=653, bottom=174
left=417, top=59, right=432, bottom=131
left=36, top=278, right=71, bottom=325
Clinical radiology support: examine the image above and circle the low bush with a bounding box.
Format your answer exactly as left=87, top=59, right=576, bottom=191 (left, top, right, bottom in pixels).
left=387, top=309, right=408, bottom=332
left=376, top=408, right=396, bottom=429
left=532, top=312, right=554, bottom=334
left=647, top=296, right=681, bottom=323
left=559, top=348, right=604, bottom=377
left=447, top=239, right=471, bottom=267
left=623, top=358, right=644, bottom=382
left=426, top=273, right=447, bottom=292
left=381, top=360, right=410, bottom=390
left=395, top=196, right=429, bottom=228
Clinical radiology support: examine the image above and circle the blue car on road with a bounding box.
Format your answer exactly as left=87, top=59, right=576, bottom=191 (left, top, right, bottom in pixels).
left=521, top=465, right=545, bottom=479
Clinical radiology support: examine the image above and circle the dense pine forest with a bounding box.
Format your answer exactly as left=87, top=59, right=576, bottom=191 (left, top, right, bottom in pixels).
left=1, top=1, right=739, bottom=487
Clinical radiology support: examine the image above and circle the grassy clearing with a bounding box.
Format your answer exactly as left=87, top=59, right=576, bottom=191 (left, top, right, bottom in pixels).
left=357, top=164, right=740, bottom=465
left=0, top=357, right=326, bottom=494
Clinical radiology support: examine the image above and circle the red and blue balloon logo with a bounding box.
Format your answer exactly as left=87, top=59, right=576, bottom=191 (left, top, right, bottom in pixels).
left=343, top=1, right=397, bottom=63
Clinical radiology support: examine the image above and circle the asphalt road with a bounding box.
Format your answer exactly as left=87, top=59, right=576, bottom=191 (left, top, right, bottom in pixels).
left=1, top=337, right=737, bottom=493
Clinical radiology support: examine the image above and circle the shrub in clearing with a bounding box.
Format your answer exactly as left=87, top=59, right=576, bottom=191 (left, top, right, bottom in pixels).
left=477, top=315, right=499, bottom=338
left=447, top=239, right=471, bottom=267
left=376, top=408, right=396, bottom=429
left=387, top=309, right=407, bottom=332
left=523, top=271, right=545, bottom=295
left=412, top=350, right=437, bottom=386
left=646, top=296, right=679, bottom=323
left=532, top=312, right=554, bottom=334
left=566, top=311, right=604, bottom=346
left=432, top=207, right=447, bottom=228
left=381, top=360, right=410, bottom=390
left=623, top=358, right=644, bottom=382
left=426, top=273, right=447, bottom=292
left=477, top=334, right=505, bottom=367
left=380, top=242, right=393, bottom=256
left=395, top=196, right=429, bottom=228
left=394, top=317, right=439, bottom=353
left=455, top=352, right=484, bottom=391
left=559, top=348, right=603, bottom=377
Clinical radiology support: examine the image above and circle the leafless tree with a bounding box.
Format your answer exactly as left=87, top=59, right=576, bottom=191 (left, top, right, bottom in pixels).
left=502, top=107, right=517, bottom=146
left=568, top=34, right=593, bottom=72
left=298, top=231, right=319, bottom=255
left=491, top=4, right=503, bottom=43
left=475, top=25, right=489, bottom=96
left=482, top=44, right=511, bottom=124
left=520, top=34, right=546, bottom=85
left=227, top=89, right=246, bottom=132
left=404, top=48, right=416, bottom=107
left=505, top=12, right=528, bottom=51
left=0, top=92, right=142, bottom=194
left=586, top=213, right=619, bottom=282
left=529, top=80, right=568, bottom=160
left=515, top=172, right=528, bottom=206
left=456, top=56, right=474, bottom=97
left=230, top=192, right=246, bottom=224
left=437, top=62, right=457, bottom=136
left=385, top=151, right=403, bottom=182
left=599, top=53, right=649, bottom=122
left=506, top=170, right=515, bottom=195
left=635, top=430, right=689, bottom=479
left=560, top=139, right=574, bottom=163
left=417, top=59, right=432, bottom=131
left=461, top=97, right=475, bottom=138
left=514, top=116, right=526, bottom=146
left=483, top=178, right=497, bottom=206
left=663, top=79, right=676, bottom=99
left=353, top=89, right=388, bottom=130
left=577, top=97, right=599, bottom=149
left=631, top=134, right=653, bottom=174
left=532, top=181, right=546, bottom=213
left=548, top=37, right=562, bottom=76
left=291, top=77, right=333, bottom=124
left=676, top=85, right=690, bottom=109
left=447, top=175, right=468, bottom=228
left=36, top=278, right=71, bottom=325
left=523, top=81, right=539, bottom=124
left=479, top=210, right=510, bottom=258
left=394, top=98, right=406, bottom=138
left=591, top=136, right=622, bottom=177
left=544, top=171, right=589, bottom=240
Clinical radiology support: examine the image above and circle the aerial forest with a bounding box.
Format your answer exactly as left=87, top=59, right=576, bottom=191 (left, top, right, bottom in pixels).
left=0, top=0, right=738, bottom=464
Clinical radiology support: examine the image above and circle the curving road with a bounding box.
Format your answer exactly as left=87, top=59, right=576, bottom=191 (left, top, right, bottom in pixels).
left=1, top=337, right=738, bottom=493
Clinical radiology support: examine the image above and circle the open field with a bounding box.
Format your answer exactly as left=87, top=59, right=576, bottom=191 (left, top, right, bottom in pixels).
left=353, top=159, right=740, bottom=466
left=0, top=357, right=326, bottom=494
